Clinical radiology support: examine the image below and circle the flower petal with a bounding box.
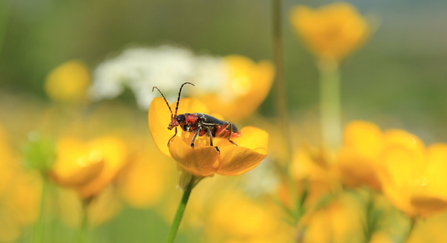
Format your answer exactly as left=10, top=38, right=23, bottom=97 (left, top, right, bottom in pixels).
left=149, top=97, right=173, bottom=157
left=169, top=136, right=220, bottom=177
left=379, top=145, right=420, bottom=216
left=232, top=126, right=269, bottom=151
left=148, top=97, right=209, bottom=157
left=217, top=146, right=267, bottom=176
left=217, top=126, right=268, bottom=176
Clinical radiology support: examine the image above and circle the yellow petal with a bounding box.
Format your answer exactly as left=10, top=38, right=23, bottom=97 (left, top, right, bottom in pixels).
left=169, top=136, right=220, bottom=177
left=232, top=126, right=269, bottom=151
left=379, top=145, right=420, bottom=216
left=51, top=137, right=104, bottom=187
left=343, top=120, right=383, bottom=158
left=117, top=153, right=165, bottom=208
left=148, top=97, right=209, bottom=157
left=196, top=56, right=274, bottom=121
left=148, top=97, right=174, bottom=157
left=217, top=127, right=268, bottom=176
left=217, top=146, right=267, bottom=176
left=336, top=121, right=383, bottom=189
left=51, top=160, right=104, bottom=187
left=77, top=136, right=127, bottom=198
left=410, top=144, right=447, bottom=217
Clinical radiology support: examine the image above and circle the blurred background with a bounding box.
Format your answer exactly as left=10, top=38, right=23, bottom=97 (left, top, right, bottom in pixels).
left=1, top=0, right=447, bottom=242
left=2, top=0, right=447, bottom=140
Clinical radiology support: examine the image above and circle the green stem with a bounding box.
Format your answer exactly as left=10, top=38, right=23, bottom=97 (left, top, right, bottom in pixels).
left=33, top=178, right=47, bottom=243
left=318, top=60, right=342, bottom=149
left=165, top=184, right=193, bottom=243
left=78, top=200, right=90, bottom=243
left=272, top=0, right=292, bottom=163
left=363, top=189, right=376, bottom=243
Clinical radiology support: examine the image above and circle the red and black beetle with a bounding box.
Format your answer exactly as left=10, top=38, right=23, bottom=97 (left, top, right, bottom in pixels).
left=152, top=82, right=240, bottom=152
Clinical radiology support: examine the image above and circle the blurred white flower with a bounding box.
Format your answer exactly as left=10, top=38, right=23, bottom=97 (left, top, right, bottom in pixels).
left=241, top=156, right=280, bottom=197
left=90, top=45, right=227, bottom=110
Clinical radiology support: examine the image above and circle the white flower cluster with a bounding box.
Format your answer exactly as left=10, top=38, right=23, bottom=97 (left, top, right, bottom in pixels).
left=89, top=45, right=228, bottom=110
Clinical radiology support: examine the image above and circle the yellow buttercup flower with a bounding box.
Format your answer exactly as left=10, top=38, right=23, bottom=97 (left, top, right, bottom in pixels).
left=148, top=97, right=268, bottom=179
left=194, top=55, right=275, bottom=121
left=378, top=130, right=447, bottom=217
left=289, top=2, right=370, bottom=63
left=50, top=136, right=128, bottom=199
left=44, top=60, right=91, bottom=103
left=299, top=194, right=364, bottom=243
left=336, top=121, right=384, bottom=190
left=204, top=192, right=290, bottom=243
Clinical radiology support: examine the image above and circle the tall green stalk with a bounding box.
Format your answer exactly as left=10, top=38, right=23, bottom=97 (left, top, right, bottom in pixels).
left=33, top=178, right=47, bottom=243
left=272, top=0, right=292, bottom=163
left=164, top=183, right=193, bottom=243
left=78, top=200, right=90, bottom=243
left=318, top=61, right=342, bottom=149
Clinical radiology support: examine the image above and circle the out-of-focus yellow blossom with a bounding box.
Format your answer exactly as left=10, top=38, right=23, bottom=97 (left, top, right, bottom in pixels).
left=203, top=192, right=291, bottom=243
left=50, top=136, right=128, bottom=199
left=57, top=186, right=121, bottom=228
left=336, top=121, right=383, bottom=190
left=406, top=213, right=447, bottom=243
left=289, top=2, right=370, bottom=63
left=0, top=171, right=42, bottom=242
left=149, top=97, right=268, bottom=179
left=0, top=126, right=42, bottom=242
left=194, top=55, right=274, bottom=121
left=298, top=194, right=364, bottom=243
left=117, top=151, right=166, bottom=208
left=288, top=146, right=340, bottom=206
left=44, top=60, right=90, bottom=103
left=378, top=130, right=447, bottom=217
left=182, top=178, right=292, bottom=243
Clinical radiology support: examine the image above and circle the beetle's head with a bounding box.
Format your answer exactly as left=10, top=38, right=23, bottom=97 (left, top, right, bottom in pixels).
left=168, top=115, right=185, bottom=130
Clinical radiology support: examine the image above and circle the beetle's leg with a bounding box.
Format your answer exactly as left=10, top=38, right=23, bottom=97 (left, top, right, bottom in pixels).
left=206, top=127, right=220, bottom=152
left=190, top=127, right=202, bottom=148
left=226, top=122, right=238, bottom=146
left=168, top=127, right=178, bottom=146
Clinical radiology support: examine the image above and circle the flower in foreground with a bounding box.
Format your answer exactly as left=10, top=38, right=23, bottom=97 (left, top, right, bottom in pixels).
left=378, top=130, right=447, bottom=217
left=148, top=97, right=268, bottom=184
left=289, top=2, right=370, bottom=63
left=336, top=121, right=383, bottom=190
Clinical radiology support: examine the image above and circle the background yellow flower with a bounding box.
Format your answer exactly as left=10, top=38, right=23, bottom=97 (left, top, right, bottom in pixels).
left=44, top=60, right=91, bottom=104
left=289, top=2, right=370, bottom=63
left=193, top=55, right=275, bottom=121
left=51, top=136, right=128, bottom=199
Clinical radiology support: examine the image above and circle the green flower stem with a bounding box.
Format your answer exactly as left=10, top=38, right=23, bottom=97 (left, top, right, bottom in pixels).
left=33, top=178, right=48, bottom=243
left=318, top=60, right=342, bottom=149
left=272, top=0, right=292, bottom=163
left=78, top=200, right=90, bottom=243
left=165, top=183, right=193, bottom=243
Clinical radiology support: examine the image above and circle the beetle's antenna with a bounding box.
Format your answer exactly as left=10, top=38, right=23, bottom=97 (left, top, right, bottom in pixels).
left=152, top=86, right=173, bottom=118
left=174, top=82, right=194, bottom=117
